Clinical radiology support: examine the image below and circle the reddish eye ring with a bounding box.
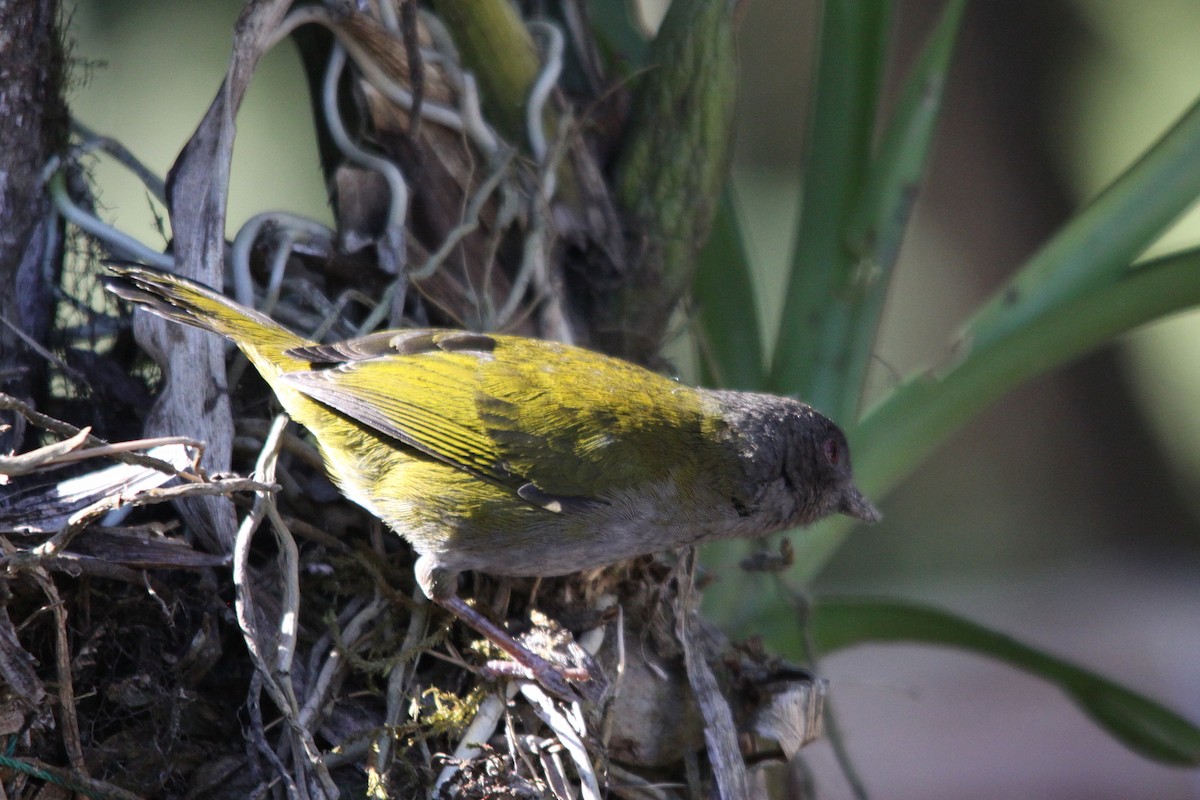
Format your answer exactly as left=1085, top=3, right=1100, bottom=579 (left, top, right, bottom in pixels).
left=823, top=437, right=842, bottom=467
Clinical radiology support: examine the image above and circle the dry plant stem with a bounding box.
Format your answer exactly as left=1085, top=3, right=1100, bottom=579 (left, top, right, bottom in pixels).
left=371, top=584, right=430, bottom=779
left=675, top=549, right=759, bottom=800
left=6, top=477, right=272, bottom=569
left=0, top=600, right=46, bottom=708
left=330, top=621, right=446, bottom=678
left=266, top=498, right=300, bottom=675
left=29, top=568, right=85, bottom=776
left=8, top=757, right=146, bottom=800
left=595, top=603, right=625, bottom=753
left=233, top=414, right=337, bottom=799
left=519, top=683, right=600, bottom=800
left=297, top=597, right=388, bottom=730
left=299, top=596, right=366, bottom=718
left=0, top=392, right=204, bottom=482
left=0, top=309, right=88, bottom=387
left=438, top=593, right=587, bottom=700
left=604, top=762, right=676, bottom=799
left=533, top=738, right=572, bottom=800
left=506, top=710, right=541, bottom=789
left=294, top=284, right=375, bottom=341
left=432, top=684, right=519, bottom=792
left=0, top=431, right=201, bottom=482
left=238, top=418, right=325, bottom=473
left=246, top=670, right=299, bottom=799
left=25, top=436, right=203, bottom=471
left=0, top=426, right=90, bottom=478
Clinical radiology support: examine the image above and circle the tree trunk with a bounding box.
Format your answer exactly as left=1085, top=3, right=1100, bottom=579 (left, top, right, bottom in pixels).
left=0, top=0, right=67, bottom=453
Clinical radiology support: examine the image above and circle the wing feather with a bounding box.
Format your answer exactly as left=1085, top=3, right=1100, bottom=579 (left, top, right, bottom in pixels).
left=284, top=360, right=513, bottom=482
left=279, top=331, right=713, bottom=508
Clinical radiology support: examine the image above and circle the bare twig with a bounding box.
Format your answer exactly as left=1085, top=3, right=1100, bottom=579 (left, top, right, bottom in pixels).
left=233, top=414, right=337, bottom=798
left=30, top=569, right=85, bottom=775
left=5, top=756, right=147, bottom=800
left=0, top=393, right=205, bottom=483
left=675, top=549, right=760, bottom=800
left=519, top=682, right=600, bottom=800
left=371, top=584, right=431, bottom=778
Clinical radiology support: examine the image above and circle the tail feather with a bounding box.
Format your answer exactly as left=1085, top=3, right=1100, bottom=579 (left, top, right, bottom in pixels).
left=105, top=264, right=342, bottom=434
left=103, top=265, right=312, bottom=367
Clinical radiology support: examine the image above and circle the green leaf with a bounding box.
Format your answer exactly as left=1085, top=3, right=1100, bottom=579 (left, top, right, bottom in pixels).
left=846, top=0, right=965, bottom=272
left=959, top=93, right=1200, bottom=356
left=770, top=0, right=891, bottom=418
left=694, top=189, right=765, bottom=389
left=788, top=245, right=1200, bottom=582
left=856, top=246, right=1200, bottom=508
left=835, top=0, right=965, bottom=412
left=811, top=596, right=1200, bottom=766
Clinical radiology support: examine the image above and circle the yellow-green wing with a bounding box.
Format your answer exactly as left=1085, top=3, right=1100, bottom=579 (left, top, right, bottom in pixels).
left=281, top=330, right=516, bottom=484
left=281, top=330, right=712, bottom=504
left=474, top=336, right=711, bottom=498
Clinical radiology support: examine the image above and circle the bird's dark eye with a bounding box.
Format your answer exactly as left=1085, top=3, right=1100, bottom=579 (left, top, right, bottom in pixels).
left=823, top=437, right=842, bottom=467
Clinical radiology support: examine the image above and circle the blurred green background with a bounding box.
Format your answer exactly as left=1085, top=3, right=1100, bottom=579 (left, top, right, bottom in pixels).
left=68, top=1, right=1200, bottom=796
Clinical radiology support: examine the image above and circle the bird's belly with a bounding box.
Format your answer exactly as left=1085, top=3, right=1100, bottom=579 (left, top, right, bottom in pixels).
left=378, top=467, right=742, bottom=578
left=318, top=439, right=743, bottom=578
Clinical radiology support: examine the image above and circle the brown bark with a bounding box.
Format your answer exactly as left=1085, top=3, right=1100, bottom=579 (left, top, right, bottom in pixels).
left=0, top=0, right=67, bottom=453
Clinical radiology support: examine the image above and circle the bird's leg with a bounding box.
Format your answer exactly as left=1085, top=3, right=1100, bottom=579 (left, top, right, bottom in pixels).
left=416, top=555, right=588, bottom=701
left=435, top=594, right=589, bottom=701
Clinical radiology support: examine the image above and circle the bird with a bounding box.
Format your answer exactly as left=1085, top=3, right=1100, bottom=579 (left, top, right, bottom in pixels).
left=104, top=264, right=879, bottom=698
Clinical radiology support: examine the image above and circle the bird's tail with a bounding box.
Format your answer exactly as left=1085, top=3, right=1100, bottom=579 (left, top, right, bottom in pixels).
left=103, top=264, right=312, bottom=370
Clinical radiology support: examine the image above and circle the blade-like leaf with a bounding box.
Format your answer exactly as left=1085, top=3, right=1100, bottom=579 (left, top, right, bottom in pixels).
left=770, top=0, right=891, bottom=417
left=846, top=0, right=965, bottom=274
left=811, top=596, right=1200, bottom=766
left=958, top=93, right=1200, bottom=357
left=788, top=245, right=1200, bottom=581
left=694, top=189, right=765, bottom=389
left=836, top=0, right=966, bottom=415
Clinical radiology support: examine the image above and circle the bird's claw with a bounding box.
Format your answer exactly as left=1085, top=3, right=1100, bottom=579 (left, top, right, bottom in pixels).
left=483, top=657, right=589, bottom=703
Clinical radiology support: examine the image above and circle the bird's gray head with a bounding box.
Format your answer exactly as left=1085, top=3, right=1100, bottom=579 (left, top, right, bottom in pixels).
left=711, top=390, right=881, bottom=530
